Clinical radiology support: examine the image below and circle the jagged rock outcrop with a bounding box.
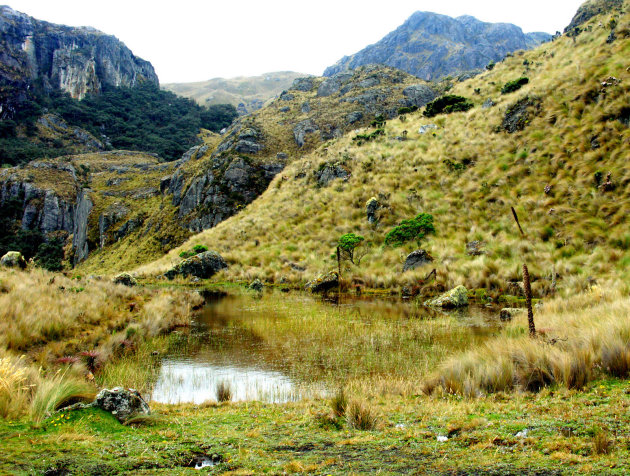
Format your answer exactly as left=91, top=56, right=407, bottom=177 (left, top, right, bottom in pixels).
left=305, top=271, right=339, bottom=293
left=564, top=0, right=623, bottom=33
left=72, top=189, right=92, bottom=265
left=323, top=12, right=550, bottom=81
left=0, top=5, right=158, bottom=107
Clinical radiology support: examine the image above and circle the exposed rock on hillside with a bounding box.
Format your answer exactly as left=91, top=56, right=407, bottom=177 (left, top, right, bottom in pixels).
left=166, top=66, right=436, bottom=232
left=324, top=12, right=550, bottom=81
left=0, top=5, right=157, bottom=106
left=564, top=0, right=623, bottom=33
left=164, top=250, right=227, bottom=280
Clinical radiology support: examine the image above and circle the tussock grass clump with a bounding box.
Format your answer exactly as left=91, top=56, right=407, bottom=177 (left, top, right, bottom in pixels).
left=346, top=399, right=379, bottom=430
left=216, top=381, right=233, bottom=402
left=0, top=356, right=36, bottom=419
left=0, top=268, right=202, bottom=419
left=425, top=287, right=630, bottom=396
left=30, top=372, right=94, bottom=423
left=330, top=387, right=347, bottom=417
left=592, top=430, right=613, bottom=455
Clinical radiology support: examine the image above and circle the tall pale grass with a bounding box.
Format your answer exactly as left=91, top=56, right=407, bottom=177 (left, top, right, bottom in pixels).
left=424, top=286, right=630, bottom=395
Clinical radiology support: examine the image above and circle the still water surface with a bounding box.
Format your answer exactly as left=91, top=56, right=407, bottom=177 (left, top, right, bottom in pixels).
left=151, top=292, right=498, bottom=404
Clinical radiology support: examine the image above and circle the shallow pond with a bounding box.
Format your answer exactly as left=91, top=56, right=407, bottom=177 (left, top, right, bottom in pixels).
left=151, top=291, right=500, bottom=404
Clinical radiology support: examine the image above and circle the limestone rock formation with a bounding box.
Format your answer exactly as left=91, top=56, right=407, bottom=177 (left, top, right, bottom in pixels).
left=324, top=11, right=550, bottom=81
left=0, top=5, right=158, bottom=106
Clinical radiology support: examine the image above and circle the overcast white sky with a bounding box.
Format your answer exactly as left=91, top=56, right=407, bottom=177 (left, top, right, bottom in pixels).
left=12, top=0, right=585, bottom=83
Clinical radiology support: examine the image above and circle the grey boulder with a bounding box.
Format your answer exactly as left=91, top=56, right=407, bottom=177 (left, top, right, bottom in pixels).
left=165, top=251, right=228, bottom=280
left=94, top=387, right=150, bottom=423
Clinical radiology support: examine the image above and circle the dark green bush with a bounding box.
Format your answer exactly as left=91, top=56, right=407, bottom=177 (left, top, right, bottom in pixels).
left=35, top=238, right=65, bottom=271
left=501, top=77, right=529, bottom=94
left=370, top=114, right=386, bottom=128
left=397, top=106, right=418, bottom=115
left=352, top=128, right=385, bottom=144
left=423, top=96, right=473, bottom=118
left=384, top=213, right=435, bottom=247
left=179, top=250, right=196, bottom=259
left=192, top=244, right=208, bottom=254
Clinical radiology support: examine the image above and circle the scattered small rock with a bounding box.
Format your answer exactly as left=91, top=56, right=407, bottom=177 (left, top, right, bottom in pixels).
left=437, top=435, right=449, bottom=442
left=500, top=308, right=524, bottom=321
left=249, top=279, right=264, bottom=292
left=482, top=98, right=496, bottom=109
left=418, top=124, right=438, bottom=134
left=466, top=241, right=485, bottom=256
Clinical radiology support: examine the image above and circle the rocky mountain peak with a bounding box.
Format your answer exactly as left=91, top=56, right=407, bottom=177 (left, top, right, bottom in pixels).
left=323, top=11, right=551, bottom=81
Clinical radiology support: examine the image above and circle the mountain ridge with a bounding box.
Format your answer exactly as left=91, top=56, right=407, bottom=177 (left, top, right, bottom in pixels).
left=323, top=11, right=551, bottom=80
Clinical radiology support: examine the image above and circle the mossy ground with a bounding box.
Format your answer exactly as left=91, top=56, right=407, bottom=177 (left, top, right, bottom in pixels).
left=1, top=379, right=627, bottom=474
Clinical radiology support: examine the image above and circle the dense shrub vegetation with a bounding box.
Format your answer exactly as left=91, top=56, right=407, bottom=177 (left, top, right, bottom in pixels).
left=501, top=77, right=530, bottom=94
left=423, top=95, right=473, bottom=117
left=0, top=81, right=238, bottom=166
left=384, top=213, right=435, bottom=247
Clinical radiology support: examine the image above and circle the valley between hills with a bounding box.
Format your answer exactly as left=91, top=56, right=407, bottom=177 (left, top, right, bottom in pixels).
left=0, top=1, right=629, bottom=474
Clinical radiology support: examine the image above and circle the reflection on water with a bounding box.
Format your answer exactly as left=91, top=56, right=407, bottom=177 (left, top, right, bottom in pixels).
left=151, top=359, right=299, bottom=404
left=151, top=292, right=499, bottom=404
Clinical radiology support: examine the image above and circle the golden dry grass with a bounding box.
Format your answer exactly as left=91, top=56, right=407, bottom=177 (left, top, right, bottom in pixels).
left=0, top=267, right=202, bottom=419
left=424, top=284, right=630, bottom=395
left=136, top=7, right=630, bottom=297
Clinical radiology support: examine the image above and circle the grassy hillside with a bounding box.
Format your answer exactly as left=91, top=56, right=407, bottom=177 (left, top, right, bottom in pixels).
left=137, top=3, right=629, bottom=300
left=162, top=71, right=308, bottom=114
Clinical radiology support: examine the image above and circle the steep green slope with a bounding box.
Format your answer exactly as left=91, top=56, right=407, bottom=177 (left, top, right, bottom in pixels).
left=138, top=3, right=629, bottom=299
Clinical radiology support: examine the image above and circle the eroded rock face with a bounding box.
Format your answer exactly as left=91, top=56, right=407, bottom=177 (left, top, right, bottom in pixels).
left=294, top=119, right=319, bottom=148
left=403, top=249, right=434, bottom=272
left=72, top=189, right=93, bottom=265
left=425, top=285, right=469, bottom=308
left=315, top=163, right=349, bottom=187
left=0, top=6, right=158, bottom=102
left=94, top=388, right=150, bottom=423
left=502, top=96, right=542, bottom=133
left=366, top=197, right=380, bottom=224
left=0, top=251, right=26, bottom=269
left=164, top=251, right=228, bottom=280
left=402, top=85, right=437, bottom=108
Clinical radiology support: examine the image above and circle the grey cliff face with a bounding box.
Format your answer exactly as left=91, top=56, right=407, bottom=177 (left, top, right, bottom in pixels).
left=0, top=5, right=158, bottom=103
left=323, top=11, right=551, bottom=80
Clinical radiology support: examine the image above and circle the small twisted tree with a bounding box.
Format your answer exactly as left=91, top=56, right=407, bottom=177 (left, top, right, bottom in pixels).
left=338, top=233, right=366, bottom=265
